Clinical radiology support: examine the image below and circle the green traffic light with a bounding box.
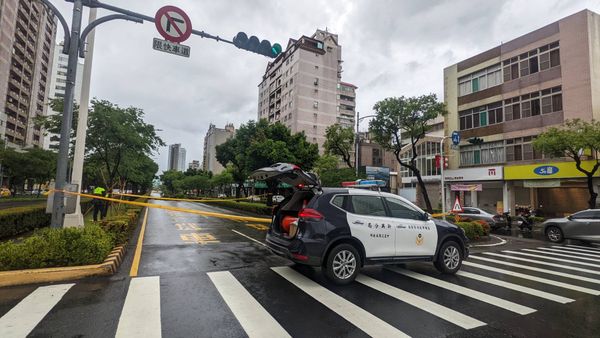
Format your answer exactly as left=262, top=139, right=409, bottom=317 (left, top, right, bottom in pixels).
left=271, top=43, right=282, bottom=56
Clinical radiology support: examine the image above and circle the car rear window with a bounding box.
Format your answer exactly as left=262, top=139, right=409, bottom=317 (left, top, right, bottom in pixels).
left=385, top=197, right=422, bottom=220
left=349, top=195, right=386, bottom=217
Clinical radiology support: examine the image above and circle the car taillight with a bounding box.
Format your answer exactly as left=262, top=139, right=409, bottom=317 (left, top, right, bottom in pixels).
left=298, top=208, right=323, bottom=221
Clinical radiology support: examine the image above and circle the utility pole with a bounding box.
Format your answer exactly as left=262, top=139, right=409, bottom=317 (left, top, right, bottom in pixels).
left=440, top=136, right=449, bottom=221
left=50, top=0, right=84, bottom=228
left=64, top=7, right=97, bottom=228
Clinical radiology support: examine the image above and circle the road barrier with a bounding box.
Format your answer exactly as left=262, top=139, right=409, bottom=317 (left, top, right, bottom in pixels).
left=50, top=190, right=272, bottom=224
left=111, top=192, right=266, bottom=203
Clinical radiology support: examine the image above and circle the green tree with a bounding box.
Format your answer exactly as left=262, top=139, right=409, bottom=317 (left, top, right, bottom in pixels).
left=160, top=170, right=185, bottom=196
left=324, top=124, right=354, bottom=168
left=369, top=94, right=446, bottom=212
left=212, top=170, right=234, bottom=196
left=0, top=146, right=57, bottom=195
left=216, top=119, right=319, bottom=197
left=313, top=154, right=339, bottom=176
left=319, top=168, right=363, bottom=187
left=533, top=119, right=600, bottom=209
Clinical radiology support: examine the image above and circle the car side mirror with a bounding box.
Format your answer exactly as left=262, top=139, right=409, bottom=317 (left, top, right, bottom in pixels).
left=567, top=215, right=572, bottom=220
left=423, top=212, right=431, bottom=221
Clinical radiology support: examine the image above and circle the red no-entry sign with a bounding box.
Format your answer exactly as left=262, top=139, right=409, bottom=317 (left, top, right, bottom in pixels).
left=154, top=5, right=192, bottom=43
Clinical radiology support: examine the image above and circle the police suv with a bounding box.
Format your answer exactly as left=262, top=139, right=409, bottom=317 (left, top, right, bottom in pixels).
left=251, top=163, right=469, bottom=285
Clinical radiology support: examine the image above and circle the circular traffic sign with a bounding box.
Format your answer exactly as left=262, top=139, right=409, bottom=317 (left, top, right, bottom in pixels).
left=154, top=5, right=192, bottom=43
left=451, top=130, right=460, bottom=145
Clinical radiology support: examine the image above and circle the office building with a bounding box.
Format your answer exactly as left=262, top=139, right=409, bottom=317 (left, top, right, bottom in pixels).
left=45, top=43, right=83, bottom=149
left=168, top=143, right=186, bottom=172
left=202, top=123, right=235, bottom=174
left=258, top=29, right=356, bottom=152
left=0, top=0, right=57, bottom=148
left=443, top=10, right=600, bottom=216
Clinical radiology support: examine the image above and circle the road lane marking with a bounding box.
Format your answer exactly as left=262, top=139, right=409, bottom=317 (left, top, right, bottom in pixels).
left=232, top=229, right=267, bottom=247
left=272, top=267, right=410, bottom=338
left=0, top=284, right=74, bottom=338
left=567, top=244, right=600, bottom=252
left=555, top=246, right=600, bottom=254
left=179, top=232, right=220, bottom=244
left=474, top=254, right=600, bottom=282
left=208, top=271, right=291, bottom=338
left=130, top=208, right=149, bottom=277
left=116, top=276, right=161, bottom=338
left=386, top=267, right=536, bottom=315
left=356, top=274, right=486, bottom=329
left=463, top=261, right=600, bottom=295
left=539, top=247, right=600, bottom=258
left=503, top=250, right=600, bottom=268
left=456, top=270, right=574, bottom=304
left=522, top=249, right=600, bottom=262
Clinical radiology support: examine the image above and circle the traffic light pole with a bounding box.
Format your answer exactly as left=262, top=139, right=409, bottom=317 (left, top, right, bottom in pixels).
left=440, top=136, right=449, bottom=221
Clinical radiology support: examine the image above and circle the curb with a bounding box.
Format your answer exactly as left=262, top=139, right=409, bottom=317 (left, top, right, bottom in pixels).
left=0, top=245, right=126, bottom=288
left=470, top=235, right=508, bottom=248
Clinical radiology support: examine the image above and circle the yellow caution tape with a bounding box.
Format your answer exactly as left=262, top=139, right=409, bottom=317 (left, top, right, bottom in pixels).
left=52, top=190, right=273, bottom=223
left=111, top=192, right=266, bottom=203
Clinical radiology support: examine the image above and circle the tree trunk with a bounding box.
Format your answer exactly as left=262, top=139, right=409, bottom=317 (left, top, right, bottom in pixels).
left=414, top=170, right=433, bottom=213
left=586, top=174, right=598, bottom=209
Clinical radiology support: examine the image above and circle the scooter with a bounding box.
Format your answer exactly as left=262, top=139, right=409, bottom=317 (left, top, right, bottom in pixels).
left=516, top=214, right=533, bottom=231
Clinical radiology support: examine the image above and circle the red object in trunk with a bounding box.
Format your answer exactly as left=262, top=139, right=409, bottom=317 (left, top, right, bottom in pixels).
left=281, top=216, right=298, bottom=233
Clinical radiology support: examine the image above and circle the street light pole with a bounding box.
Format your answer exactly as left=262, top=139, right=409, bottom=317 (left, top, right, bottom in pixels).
left=440, top=136, right=449, bottom=221
left=50, top=0, right=84, bottom=228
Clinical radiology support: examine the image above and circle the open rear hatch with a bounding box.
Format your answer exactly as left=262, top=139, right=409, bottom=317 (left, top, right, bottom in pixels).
left=251, top=163, right=319, bottom=238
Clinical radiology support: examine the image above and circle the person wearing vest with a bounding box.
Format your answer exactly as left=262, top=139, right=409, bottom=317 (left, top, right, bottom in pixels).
left=92, top=186, right=107, bottom=222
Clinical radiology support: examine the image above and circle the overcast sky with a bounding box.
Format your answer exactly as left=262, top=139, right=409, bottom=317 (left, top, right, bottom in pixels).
left=50, top=0, right=600, bottom=172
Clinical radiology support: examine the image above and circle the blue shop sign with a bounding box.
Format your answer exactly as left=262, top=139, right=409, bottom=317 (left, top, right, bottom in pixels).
left=533, top=165, right=559, bottom=176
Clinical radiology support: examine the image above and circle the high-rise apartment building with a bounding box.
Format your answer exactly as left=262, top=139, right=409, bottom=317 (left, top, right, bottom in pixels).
left=45, top=43, right=83, bottom=149
left=168, top=143, right=186, bottom=172
left=443, top=10, right=600, bottom=216
left=202, top=123, right=235, bottom=174
left=258, top=29, right=356, bottom=152
left=0, top=0, right=56, bottom=148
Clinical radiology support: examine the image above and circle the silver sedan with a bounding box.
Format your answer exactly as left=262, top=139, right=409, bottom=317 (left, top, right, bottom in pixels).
left=543, top=209, right=600, bottom=243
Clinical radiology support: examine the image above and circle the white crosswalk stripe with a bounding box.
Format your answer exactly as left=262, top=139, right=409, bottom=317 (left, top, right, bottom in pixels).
left=554, top=245, right=600, bottom=255
left=356, top=274, right=486, bottom=330
left=540, top=247, right=600, bottom=258
left=386, top=267, right=536, bottom=315
left=456, top=270, right=574, bottom=304
left=463, top=261, right=600, bottom=295
left=0, top=283, right=74, bottom=338
left=566, top=244, right=600, bottom=252
left=208, top=271, right=291, bottom=338
left=503, top=250, right=600, bottom=268
left=272, top=266, right=410, bottom=338
left=115, top=276, right=162, bottom=338
left=474, top=254, right=600, bottom=283
left=522, top=249, right=600, bottom=262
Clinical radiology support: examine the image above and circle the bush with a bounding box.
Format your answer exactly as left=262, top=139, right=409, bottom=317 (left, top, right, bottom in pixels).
left=0, top=225, right=114, bottom=271
left=530, top=216, right=545, bottom=224
left=207, top=200, right=272, bottom=215
left=455, top=221, right=485, bottom=241
left=0, top=206, right=50, bottom=240
left=472, top=219, right=491, bottom=236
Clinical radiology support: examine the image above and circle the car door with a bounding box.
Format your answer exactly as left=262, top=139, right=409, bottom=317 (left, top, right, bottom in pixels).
left=384, top=196, right=438, bottom=257
left=567, top=210, right=596, bottom=239
left=345, top=194, right=395, bottom=258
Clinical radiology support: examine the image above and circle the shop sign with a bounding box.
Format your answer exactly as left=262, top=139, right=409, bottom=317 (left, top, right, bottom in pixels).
left=524, top=179, right=561, bottom=188
left=505, top=160, right=600, bottom=180
left=450, top=184, right=483, bottom=191
left=444, top=166, right=503, bottom=181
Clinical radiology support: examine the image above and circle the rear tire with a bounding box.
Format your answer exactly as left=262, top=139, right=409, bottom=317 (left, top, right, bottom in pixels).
left=434, top=241, right=463, bottom=274
left=546, top=226, right=564, bottom=243
left=325, top=244, right=360, bottom=285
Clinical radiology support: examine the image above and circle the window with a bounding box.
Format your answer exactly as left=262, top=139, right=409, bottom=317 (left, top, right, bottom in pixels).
left=460, top=141, right=505, bottom=166
left=385, top=198, right=422, bottom=220
left=350, top=196, right=386, bottom=217
left=332, top=195, right=346, bottom=209
left=505, top=137, right=542, bottom=162
left=572, top=211, right=595, bottom=220
left=503, top=41, right=559, bottom=81
left=313, top=101, right=318, bottom=109
left=459, top=101, right=503, bottom=130
left=457, top=64, right=501, bottom=96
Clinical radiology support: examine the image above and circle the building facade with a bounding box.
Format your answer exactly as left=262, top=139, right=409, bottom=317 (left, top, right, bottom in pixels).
left=0, top=0, right=56, bottom=148
left=45, top=43, right=83, bottom=149
left=188, top=160, right=200, bottom=170
left=202, top=123, right=234, bottom=174
left=444, top=10, right=600, bottom=216
left=258, top=29, right=356, bottom=152
left=168, top=143, right=186, bottom=172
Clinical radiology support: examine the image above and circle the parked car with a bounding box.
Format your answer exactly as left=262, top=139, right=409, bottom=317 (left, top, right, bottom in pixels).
left=458, top=207, right=507, bottom=229
left=543, top=209, right=600, bottom=243
left=251, top=163, right=469, bottom=285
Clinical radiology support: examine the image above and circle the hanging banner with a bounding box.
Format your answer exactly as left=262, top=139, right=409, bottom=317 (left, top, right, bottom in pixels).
left=450, top=184, right=483, bottom=191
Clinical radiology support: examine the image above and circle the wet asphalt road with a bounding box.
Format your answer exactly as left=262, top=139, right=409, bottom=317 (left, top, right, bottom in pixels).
left=1, top=200, right=600, bottom=337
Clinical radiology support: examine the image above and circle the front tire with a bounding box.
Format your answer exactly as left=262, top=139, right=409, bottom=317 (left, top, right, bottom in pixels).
left=546, top=226, right=564, bottom=243
left=325, top=244, right=360, bottom=285
left=435, top=241, right=463, bottom=274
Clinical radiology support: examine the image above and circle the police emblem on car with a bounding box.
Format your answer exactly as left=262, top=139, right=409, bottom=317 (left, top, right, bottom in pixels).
left=251, top=163, right=469, bottom=285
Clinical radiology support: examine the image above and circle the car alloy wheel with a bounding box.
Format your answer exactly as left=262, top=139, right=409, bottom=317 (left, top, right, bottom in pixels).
left=547, top=227, right=563, bottom=242
left=443, top=246, right=460, bottom=270
left=332, top=249, right=356, bottom=280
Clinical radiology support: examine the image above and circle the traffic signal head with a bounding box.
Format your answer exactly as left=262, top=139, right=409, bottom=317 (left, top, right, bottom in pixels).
left=232, top=31, right=282, bottom=58
left=468, top=137, right=484, bottom=145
